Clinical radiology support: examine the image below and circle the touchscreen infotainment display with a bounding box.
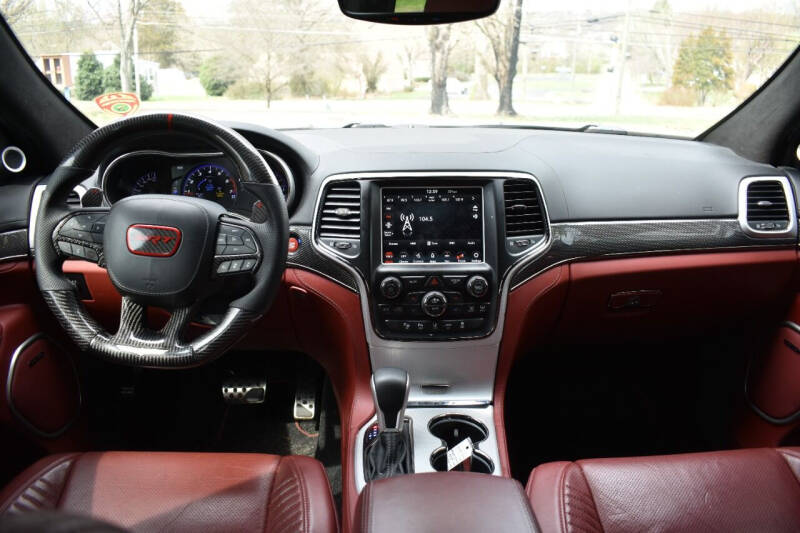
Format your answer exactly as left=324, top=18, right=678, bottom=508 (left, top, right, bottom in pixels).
left=381, top=187, right=483, bottom=263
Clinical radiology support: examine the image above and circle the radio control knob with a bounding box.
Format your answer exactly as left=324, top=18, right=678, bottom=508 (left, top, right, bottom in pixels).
left=466, top=276, right=489, bottom=298
left=380, top=277, right=403, bottom=300
left=421, top=291, right=447, bottom=318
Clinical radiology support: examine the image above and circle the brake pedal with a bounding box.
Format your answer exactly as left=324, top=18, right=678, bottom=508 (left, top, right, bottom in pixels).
left=294, top=382, right=316, bottom=420
left=222, top=379, right=266, bottom=405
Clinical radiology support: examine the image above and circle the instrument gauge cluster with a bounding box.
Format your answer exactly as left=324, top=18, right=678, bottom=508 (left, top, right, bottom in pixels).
left=102, top=150, right=296, bottom=213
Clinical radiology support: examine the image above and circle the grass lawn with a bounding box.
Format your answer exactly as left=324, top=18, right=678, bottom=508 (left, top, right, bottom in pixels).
left=395, top=0, right=426, bottom=13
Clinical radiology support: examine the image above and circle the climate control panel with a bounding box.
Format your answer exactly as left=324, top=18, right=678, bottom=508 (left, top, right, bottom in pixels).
left=372, top=267, right=496, bottom=340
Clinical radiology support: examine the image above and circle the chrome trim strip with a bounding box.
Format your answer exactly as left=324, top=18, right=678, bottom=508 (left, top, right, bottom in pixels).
left=1, top=145, right=27, bottom=173
left=783, top=320, right=800, bottom=336
left=29, top=184, right=86, bottom=251
left=6, top=333, right=82, bottom=438
left=0, top=254, right=28, bottom=263
left=738, top=176, right=798, bottom=238
left=28, top=184, right=46, bottom=250
left=310, top=171, right=552, bottom=404
left=408, top=400, right=491, bottom=407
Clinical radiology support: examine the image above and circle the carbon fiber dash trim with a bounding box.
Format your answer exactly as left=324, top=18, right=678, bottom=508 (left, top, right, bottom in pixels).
left=510, top=219, right=798, bottom=288
left=0, top=229, right=29, bottom=261
left=287, top=225, right=358, bottom=292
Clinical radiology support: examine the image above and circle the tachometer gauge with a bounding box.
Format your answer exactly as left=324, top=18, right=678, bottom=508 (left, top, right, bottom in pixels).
left=181, top=164, right=238, bottom=209
left=131, top=170, right=160, bottom=195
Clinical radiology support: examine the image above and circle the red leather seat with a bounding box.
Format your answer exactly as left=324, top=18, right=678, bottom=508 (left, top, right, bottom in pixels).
left=0, top=452, right=338, bottom=533
left=526, top=448, right=800, bottom=533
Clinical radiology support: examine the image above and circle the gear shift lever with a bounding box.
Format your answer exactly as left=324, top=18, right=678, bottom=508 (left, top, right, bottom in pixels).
left=364, top=368, right=413, bottom=481
left=371, top=367, right=410, bottom=431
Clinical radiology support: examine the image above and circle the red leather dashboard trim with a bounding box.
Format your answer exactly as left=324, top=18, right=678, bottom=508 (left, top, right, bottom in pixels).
left=555, top=249, right=797, bottom=341
left=739, top=287, right=800, bottom=448
left=0, top=302, right=88, bottom=462
left=284, top=268, right=373, bottom=533
left=495, top=266, right=569, bottom=475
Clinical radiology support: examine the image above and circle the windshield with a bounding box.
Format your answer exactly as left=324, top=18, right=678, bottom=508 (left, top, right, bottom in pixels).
left=4, top=0, right=798, bottom=136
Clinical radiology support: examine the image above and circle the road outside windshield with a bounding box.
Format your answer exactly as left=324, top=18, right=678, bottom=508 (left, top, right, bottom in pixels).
left=3, top=0, right=798, bottom=136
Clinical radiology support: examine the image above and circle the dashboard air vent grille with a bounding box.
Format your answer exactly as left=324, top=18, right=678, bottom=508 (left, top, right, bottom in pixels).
left=319, top=181, right=361, bottom=240
left=503, top=179, right=545, bottom=237
left=66, top=190, right=81, bottom=207
left=746, top=180, right=789, bottom=222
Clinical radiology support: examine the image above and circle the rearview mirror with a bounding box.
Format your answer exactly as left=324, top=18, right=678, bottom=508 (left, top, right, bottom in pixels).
left=338, top=0, right=500, bottom=24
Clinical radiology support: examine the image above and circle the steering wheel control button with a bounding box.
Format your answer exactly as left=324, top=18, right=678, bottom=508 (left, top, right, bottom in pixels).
left=226, top=245, right=249, bottom=255
left=466, top=275, right=489, bottom=298
left=380, top=277, right=403, bottom=299
left=217, top=224, right=259, bottom=256
left=54, top=213, right=109, bottom=263
left=243, top=235, right=257, bottom=251
left=213, top=223, right=261, bottom=277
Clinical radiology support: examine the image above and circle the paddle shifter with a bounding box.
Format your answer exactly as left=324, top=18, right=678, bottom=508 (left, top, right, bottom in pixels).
left=364, top=368, right=413, bottom=481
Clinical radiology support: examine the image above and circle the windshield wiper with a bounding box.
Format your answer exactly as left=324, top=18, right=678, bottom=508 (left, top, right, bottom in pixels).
left=577, top=124, right=628, bottom=135
left=342, top=122, right=389, bottom=128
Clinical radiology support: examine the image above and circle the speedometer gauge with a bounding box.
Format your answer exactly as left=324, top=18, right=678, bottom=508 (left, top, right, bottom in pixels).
left=131, top=170, right=160, bottom=195
left=181, top=164, right=238, bottom=209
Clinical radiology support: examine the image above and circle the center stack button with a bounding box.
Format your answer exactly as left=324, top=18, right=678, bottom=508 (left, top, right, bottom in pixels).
left=421, top=291, right=447, bottom=318
left=380, top=276, right=403, bottom=300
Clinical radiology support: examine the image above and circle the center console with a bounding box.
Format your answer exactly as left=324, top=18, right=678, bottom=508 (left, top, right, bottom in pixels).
left=314, top=172, right=548, bottom=401
left=354, top=470, right=538, bottom=533
left=313, top=172, right=549, bottom=496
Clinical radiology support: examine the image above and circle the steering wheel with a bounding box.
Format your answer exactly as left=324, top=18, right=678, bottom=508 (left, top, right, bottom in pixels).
left=34, top=114, right=289, bottom=368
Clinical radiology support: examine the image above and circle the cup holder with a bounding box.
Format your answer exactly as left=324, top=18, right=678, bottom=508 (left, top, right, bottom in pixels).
left=430, top=447, right=495, bottom=474
left=428, top=414, right=494, bottom=474
left=428, top=414, right=489, bottom=448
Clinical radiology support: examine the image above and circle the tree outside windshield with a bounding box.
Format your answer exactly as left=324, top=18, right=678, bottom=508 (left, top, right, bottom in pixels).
left=3, top=0, right=798, bottom=136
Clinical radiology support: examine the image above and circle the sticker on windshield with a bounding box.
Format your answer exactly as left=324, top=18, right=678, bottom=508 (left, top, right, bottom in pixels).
left=94, top=92, right=140, bottom=117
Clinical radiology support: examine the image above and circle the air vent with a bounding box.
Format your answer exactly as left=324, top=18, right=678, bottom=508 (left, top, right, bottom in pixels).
left=739, top=177, right=795, bottom=236
left=746, top=181, right=789, bottom=222
left=318, top=180, right=362, bottom=256
left=66, top=190, right=81, bottom=207
left=504, top=179, right=546, bottom=247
